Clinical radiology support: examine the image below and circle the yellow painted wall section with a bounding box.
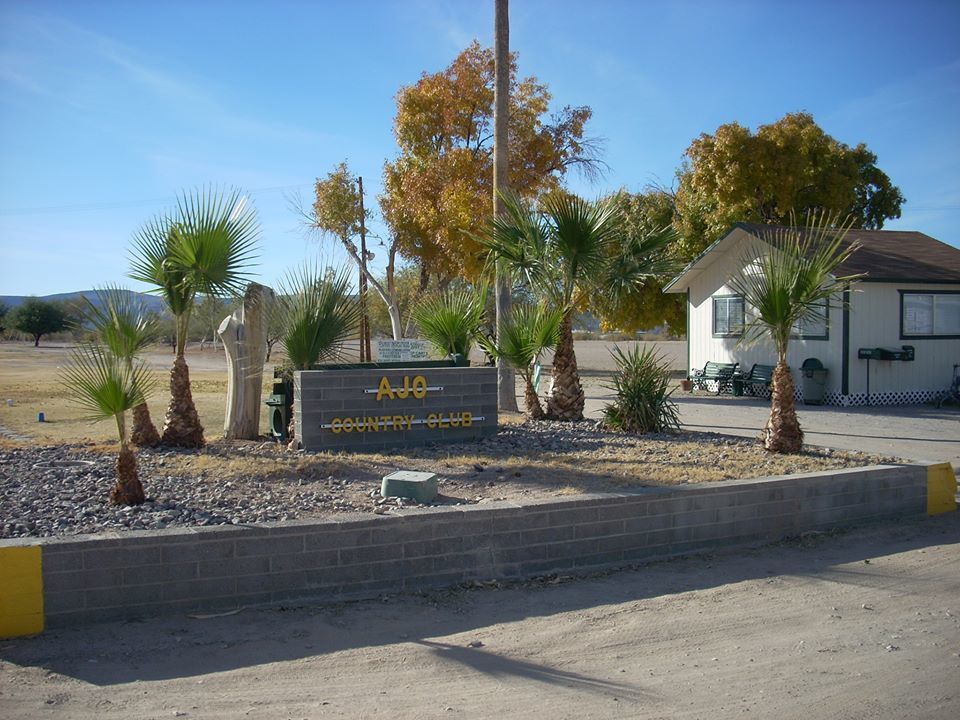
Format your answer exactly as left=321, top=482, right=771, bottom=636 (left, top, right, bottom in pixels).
left=0, top=546, right=44, bottom=637
left=927, top=464, right=958, bottom=516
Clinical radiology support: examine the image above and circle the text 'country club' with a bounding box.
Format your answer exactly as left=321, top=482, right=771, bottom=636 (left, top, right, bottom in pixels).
left=320, top=375, right=482, bottom=434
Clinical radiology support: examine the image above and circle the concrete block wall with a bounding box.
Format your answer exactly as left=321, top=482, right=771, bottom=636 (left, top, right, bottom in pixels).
left=295, top=367, right=498, bottom=451
left=2, top=463, right=936, bottom=630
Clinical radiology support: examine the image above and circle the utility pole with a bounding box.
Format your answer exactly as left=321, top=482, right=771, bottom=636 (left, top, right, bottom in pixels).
left=358, top=176, right=371, bottom=362
left=494, top=0, right=519, bottom=412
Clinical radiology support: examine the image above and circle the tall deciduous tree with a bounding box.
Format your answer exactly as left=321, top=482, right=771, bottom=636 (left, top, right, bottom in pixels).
left=10, top=298, right=71, bottom=346
left=312, top=162, right=404, bottom=340
left=381, top=40, right=603, bottom=284
left=675, top=112, right=904, bottom=258
left=592, top=188, right=686, bottom=335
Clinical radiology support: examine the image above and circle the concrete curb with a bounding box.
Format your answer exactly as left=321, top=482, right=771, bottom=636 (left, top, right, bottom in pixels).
left=1, top=462, right=955, bottom=637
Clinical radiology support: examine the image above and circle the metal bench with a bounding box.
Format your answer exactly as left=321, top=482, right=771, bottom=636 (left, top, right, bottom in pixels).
left=691, top=361, right=738, bottom=395
left=737, top=363, right=776, bottom=396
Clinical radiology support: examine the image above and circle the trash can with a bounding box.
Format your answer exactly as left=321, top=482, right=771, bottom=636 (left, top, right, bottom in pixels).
left=800, top=358, right=828, bottom=405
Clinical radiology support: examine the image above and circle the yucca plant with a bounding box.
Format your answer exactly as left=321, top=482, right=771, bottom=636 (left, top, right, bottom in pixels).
left=61, top=345, right=156, bottom=505
left=478, top=302, right=563, bottom=419
left=82, top=286, right=161, bottom=447
left=602, top=344, right=680, bottom=434
left=728, top=213, right=862, bottom=453
left=411, top=285, right=487, bottom=358
left=129, top=188, right=259, bottom=447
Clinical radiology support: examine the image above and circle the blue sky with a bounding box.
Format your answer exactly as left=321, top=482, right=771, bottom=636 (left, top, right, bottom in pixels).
left=1, top=0, right=958, bottom=296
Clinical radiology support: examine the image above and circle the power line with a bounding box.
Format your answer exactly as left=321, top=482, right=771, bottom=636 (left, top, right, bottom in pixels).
left=0, top=183, right=314, bottom=217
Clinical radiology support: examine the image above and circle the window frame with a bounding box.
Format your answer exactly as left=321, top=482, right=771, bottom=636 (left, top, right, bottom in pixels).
left=899, top=290, right=960, bottom=340
left=791, top=300, right=830, bottom=341
left=712, top=294, right=745, bottom=338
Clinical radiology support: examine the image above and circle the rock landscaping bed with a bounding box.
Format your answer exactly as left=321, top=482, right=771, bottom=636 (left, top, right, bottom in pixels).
left=0, top=420, right=899, bottom=539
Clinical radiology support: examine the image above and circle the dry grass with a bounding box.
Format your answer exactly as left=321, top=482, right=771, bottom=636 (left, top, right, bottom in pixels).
left=0, top=343, right=273, bottom=444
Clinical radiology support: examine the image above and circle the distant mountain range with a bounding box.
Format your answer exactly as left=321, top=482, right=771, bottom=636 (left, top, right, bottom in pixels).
left=0, top=290, right=167, bottom=314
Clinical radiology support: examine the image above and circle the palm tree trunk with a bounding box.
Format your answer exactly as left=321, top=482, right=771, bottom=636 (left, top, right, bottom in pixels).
left=131, top=402, right=160, bottom=447
left=161, top=353, right=205, bottom=448
left=523, top=376, right=545, bottom=420
left=111, top=443, right=145, bottom=505
left=763, top=359, right=803, bottom=453
left=546, top=312, right=584, bottom=421
left=493, top=0, right=519, bottom=413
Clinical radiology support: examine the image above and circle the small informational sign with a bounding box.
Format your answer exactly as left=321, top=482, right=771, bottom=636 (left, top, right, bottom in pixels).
left=376, top=339, right=433, bottom=362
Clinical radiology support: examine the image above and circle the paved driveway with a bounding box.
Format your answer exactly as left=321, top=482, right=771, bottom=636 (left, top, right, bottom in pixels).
left=581, top=380, right=960, bottom=468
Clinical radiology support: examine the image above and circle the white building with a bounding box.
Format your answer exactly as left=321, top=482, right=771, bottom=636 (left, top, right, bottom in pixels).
left=665, top=223, right=960, bottom=406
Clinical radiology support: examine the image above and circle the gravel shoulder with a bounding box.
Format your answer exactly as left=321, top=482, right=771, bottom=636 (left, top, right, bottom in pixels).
left=0, top=419, right=899, bottom=539
left=2, top=512, right=957, bottom=719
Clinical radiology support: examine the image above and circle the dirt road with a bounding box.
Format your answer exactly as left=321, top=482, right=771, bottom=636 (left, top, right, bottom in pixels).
left=2, top=513, right=957, bottom=720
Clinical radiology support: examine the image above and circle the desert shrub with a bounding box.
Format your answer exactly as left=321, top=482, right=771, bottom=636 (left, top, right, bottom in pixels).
left=411, top=286, right=486, bottom=357
left=602, top=345, right=679, bottom=433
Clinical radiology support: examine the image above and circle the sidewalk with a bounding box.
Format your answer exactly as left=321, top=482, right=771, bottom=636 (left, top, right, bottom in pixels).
left=582, top=381, right=960, bottom=468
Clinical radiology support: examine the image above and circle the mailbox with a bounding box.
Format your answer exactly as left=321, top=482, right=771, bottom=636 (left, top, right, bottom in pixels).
left=858, top=346, right=915, bottom=361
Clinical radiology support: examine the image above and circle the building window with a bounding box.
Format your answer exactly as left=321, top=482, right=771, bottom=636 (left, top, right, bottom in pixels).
left=713, top=295, right=744, bottom=337
left=901, top=292, right=960, bottom=338
left=792, top=301, right=829, bottom=340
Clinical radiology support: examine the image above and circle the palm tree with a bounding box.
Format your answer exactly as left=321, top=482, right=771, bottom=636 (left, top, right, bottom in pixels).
left=61, top=344, right=155, bottom=505
left=277, top=264, right=361, bottom=441
left=728, top=214, right=862, bottom=453
left=493, top=0, right=519, bottom=413
left=482, top=191, right=675, bottom=420
left=478, top=302, right=563, bottom=419
left=411, top=285, right=487, bottom=359
left=129, top=188, right=259, bottom=447
left=82, top=286, right=162, bottom=447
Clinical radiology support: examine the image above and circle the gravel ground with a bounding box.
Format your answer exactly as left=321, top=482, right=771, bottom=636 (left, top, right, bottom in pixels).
left=0, top=421, right=898, bottom=539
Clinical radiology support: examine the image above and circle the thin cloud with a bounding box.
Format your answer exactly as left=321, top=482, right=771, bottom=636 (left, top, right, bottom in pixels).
left=2, top=9, right=330, bottom=147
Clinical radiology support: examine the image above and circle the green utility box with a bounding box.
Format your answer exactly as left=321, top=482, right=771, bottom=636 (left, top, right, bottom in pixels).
left=381, top=471, right=439, bottom=503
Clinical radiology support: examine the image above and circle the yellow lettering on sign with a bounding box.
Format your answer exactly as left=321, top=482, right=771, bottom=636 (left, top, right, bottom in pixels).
left=412, top=375, right=427, bottom=399
left=376, top=375, right=429, bottom=401
left=376, top=376, right=395, bottom=401
left=331, top=418, right=343, bottom=434
left=462, top=411, right=473, bottom=427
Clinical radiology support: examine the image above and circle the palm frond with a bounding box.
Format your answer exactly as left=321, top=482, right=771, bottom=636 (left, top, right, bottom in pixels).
left=541, top=192, right=623, bottom=302
left=277, top=263, right=361, bottom=370
left=412, top=284, right=488, bottom=357
left=82, top=286, right=160, bottom=361
left=478, top=302, right=563, bottom=377
left=60, top=344, right=156, bottom=439
left=168, top=187, right=261, bottom=298
left=128, top=216, right=195, bottom=317
left=729, top=212, right=863, bottom=356
left=479, top=190, right=555, bottom=297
